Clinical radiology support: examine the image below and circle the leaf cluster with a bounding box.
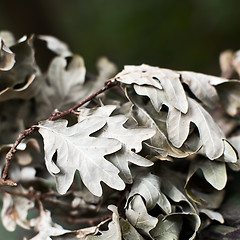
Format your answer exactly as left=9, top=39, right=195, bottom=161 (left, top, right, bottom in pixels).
left=1, top=31, right=240, bottom=239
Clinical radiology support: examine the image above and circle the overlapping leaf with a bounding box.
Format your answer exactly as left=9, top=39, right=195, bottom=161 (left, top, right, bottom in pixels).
left=129, top=97, right=195, bottom=158
left=38, top=117, right=125, bottom=196
left=167, top=97, right=225, bottom=159
left=29, top=208, right=69, bottom=240
left=36, top=55, right=86, bottom=118
left=126, top=195, right=158, bottom=237
left=127, top=173, right=171, bottom=214
left=0, top=35, right=41, bottom=101
left=0, top=35, right=15, bottom=71
left=115, top=64, right=188, bottom=113
left=78, top=105, right=155, bottom=183
left=1, top=186, right=34, bottom=232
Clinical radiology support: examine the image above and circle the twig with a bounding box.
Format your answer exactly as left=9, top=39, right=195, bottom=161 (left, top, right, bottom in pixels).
left=48, top=80, right=119, bottom=121
left=0, top=79, right=119, bottom=186
left=1, top=126, right=39, bottom=184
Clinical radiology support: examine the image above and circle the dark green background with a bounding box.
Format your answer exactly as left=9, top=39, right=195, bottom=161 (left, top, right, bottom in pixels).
left=1, top=0, right=240, bottom=239
left=1, top=0, right=240, bottom=75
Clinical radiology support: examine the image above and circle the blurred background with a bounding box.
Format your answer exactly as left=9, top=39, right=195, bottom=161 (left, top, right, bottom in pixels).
left=0, top=0, right=240, bottom=238
left=1, top=0, right=240, bottom=75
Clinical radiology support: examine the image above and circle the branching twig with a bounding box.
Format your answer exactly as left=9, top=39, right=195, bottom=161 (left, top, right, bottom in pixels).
left=0, top=79, right=120, bottom=186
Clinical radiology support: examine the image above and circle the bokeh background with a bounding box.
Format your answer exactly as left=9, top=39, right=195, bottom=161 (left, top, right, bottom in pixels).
left=1, top=0, right=240, bottom=238
left=1, top=0, right=240, bottom=75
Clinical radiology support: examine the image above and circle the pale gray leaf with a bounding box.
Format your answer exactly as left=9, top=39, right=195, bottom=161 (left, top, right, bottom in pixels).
left=30, top=208, right=69, bottom=240
left=219, top=50, right=234, bottom=77
left=0, top=31, right=15, bottom=47
left=38, top=118, right=125, bottom=196
left=115, top=64, right=188, bottom=113
left=126, top=195, right=158, bottom=237
left=180, top=71, right=221, bottom=108
left=78, top=105, right=116, bottom=120
left=198, top=160, right=227, bottom=190
left=108, top=147, right=153, bottom=184
left=133, top=84, right=167, bottom=112
left=150, top=214, right=182, bottom=240
left=0, top=37, right=15, bottom=71
left=161, top=180, right=196, bottom=213
left=167, top=97, right=224, bottom=159
left=185, top=161, right=225, bottom=207
left=200, top=209, right=224, bottom=224
left=86, top=205, right=122, bottom=240
left=1, top=187, right=34, bottom=232
left=96, top=57, right=118, bottom=83
left=0, top=35, right=37, bottom=93
left=130, top=100, right=194, bottom=158
left=218, top=140, right=237, bottom=163
left=47, top=55, right=86, bottom=109
left=115, top=64, right=163, bottom=89
left=120, top=219, right=145, bottom=240
left=97, top=114, right=155, bottom=153
left=38, top=35, right=72, bottom=57
left=77, top=105, right=154, bottom=184
left=0, top=74, right=41, bottom=101
left=216, top=80, right=240, bottom=116
left=128, top=173, right=171, bottom=214
left=156, top=68, right=188, bottom=113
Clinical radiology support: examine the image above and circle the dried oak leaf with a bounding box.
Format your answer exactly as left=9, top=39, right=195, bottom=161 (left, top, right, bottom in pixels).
left=1, top=186, right=34, bottom=232
left=38, top=117, right=125, bottom=196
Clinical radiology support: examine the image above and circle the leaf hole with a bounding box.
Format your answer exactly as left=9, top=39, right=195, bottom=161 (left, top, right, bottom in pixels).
left=152, top=76, right=159, bottom=81
left=52, top=151, right=58, bottom=164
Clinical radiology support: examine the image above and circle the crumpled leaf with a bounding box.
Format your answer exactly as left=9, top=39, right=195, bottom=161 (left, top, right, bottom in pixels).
left=115, top=64, right=188, bottom=113
left=0, top=31, right=15, bottom=47
left=218, top=140, right=237, bottom=163
left=126, top=195, right=158, bottom=237
left=188, top=159, right=227, bottom=191
left=51, top=205, right=121, bottom=240
left=128, top=172, right=171, bottom=214
left=150, top=214, right=183, bottom=240
left=120, top=218, right=145, bottom=240
left=0, top=36, right=15, bottom=71
left=200, top=209, right=224, bottom=224
left=38, top=117, right=125, bottom=196
left=38, top=35, right=72, bottom=57
left=152, top=212, right=200, bottom=240
left=129, top=97, right=196, bottom=158
left=1, top=186, right=34, bottom=231
left=133, top=84, right=168, bottom=112
left=160, top=178, right=196, bottom=214
left=185, top=161, right=225, bottom=207
left=0, top=74, right=41, bottom=101
left=86, top=205, right=122, bottom=240
left=167, top=97, right=224, bottom=159
left=30, top=208, right=69, bottom=240
left=216, top=80, right=240, bottom=116
left=0, top=35, right=41, bottom=101
left=180, top=71, right=222, bottom=108
left=39, top=55, right=86, bottom=114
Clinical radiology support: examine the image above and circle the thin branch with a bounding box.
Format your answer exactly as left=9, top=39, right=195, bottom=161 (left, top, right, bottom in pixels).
left=0, top=79, right=120, bottom=186
left=1, top=125, right=39, bottom=184
left=48, top=80, right=119, bottom=121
